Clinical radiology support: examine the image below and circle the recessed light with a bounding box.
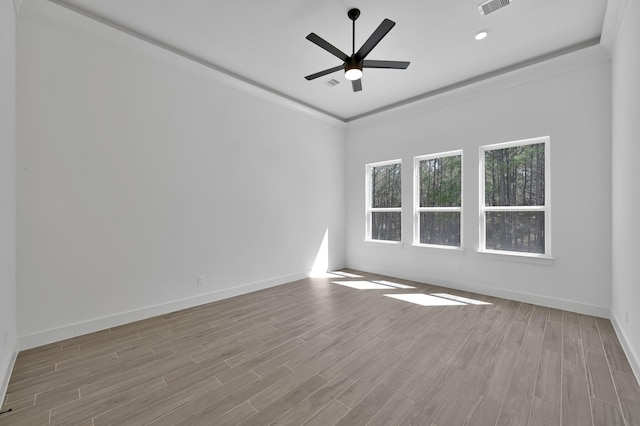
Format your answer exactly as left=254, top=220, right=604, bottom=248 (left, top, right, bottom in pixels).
left=475, top=30, right=488, bottom=40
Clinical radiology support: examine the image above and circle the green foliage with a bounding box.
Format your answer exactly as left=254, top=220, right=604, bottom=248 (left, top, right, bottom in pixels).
left=485, top=143, right=545, bottom=207
left=420, top=212, right=460, bottom=246
left=418, top=155, right=462, bottom=246
left=372, top=212, right=401, bottom=241
left=372, top=163, right=401, bottom=208
left=484, top=143, right=546, bottom=253
left=419, top=156, right=461, bottom=207
left=486, top=212, right=545, bottom=253
left=371, top=163, right=401, bottom=241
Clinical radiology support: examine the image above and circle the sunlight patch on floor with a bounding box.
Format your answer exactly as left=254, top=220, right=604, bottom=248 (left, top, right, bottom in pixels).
left=385, top=293, right=467, bottom=306
left=373, top=280, right=416, bottom=289
left=431, top=293, right=491, bottom=305
left=332, top=281, right=397, bottom=290
left=330, top=271, right=364, bottom=278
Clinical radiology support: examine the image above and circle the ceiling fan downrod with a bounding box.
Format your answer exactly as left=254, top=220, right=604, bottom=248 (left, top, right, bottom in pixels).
left=348, top=8, right=360, bottom=56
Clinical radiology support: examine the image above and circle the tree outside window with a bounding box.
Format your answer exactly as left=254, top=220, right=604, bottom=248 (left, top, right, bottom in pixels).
left=414, top=151, right=462, bottom=247
left=366, top=160, right=402, bottom=242
left=480, top=137, right=550, bottom=256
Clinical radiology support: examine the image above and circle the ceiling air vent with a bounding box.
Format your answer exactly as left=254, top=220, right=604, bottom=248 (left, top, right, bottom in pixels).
left=478, top=0, right=513, bottom=15
left=323, top=78, right=341, bottom=87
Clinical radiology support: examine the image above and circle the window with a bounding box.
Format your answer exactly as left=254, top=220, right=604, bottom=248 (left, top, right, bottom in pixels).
left=414, top=151, right=462, bottom=248
left=480, top=137, right=550, bottom=256
left=366, top=160, right=402, bottom=242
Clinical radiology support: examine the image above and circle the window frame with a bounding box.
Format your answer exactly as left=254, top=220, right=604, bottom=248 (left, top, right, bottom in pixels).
left=365, top=159, right=402, bottom=244
left=479, top=136, right=551, bottom=258
left=413, top=150, right=463, bottom=250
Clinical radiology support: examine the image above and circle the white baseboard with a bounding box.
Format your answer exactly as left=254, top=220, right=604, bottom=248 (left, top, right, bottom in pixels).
left=19, top=271, right=309, bottom=351
left=0, top=342, right=18, bottom=409
left=346, top=263, right=610, bottom=318
left=610, top=311, right=640, bottom=386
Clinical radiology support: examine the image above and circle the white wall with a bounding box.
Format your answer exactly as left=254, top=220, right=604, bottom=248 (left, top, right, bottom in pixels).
left=611, top=0, right=640, bottom=380
left=346, top=46, right=612, bottom=316
left=16, top=2, right=346, bottom=348
left=0, top=0, right=18, bottom=403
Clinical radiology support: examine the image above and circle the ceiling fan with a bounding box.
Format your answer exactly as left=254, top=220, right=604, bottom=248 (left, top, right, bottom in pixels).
left=305, top=8, right=410, bottom=92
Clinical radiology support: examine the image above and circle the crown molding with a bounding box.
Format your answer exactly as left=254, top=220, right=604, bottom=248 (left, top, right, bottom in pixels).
left=601, top=0, right=631, bottom=52
left=43, top=0, right=346, bottom=126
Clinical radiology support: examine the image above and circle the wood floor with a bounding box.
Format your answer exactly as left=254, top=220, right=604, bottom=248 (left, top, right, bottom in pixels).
left=2, top=270, right=639, bottom=426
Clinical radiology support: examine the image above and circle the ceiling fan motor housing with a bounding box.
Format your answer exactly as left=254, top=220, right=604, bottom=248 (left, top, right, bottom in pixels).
left=345, top=56, right=363, bottom=72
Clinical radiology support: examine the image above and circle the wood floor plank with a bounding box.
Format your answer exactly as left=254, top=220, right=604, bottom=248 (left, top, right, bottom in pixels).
left=6, top=364, right=56, bottom=387
left=240, top=373, right=328, bottom=426
left=611, top=369, right=640, bottom=426
left=214, top=337, right=303, bottom=384
left=585, top=350, right=620, bottom=406
left=303, top=399, right=350, bottom=426
left=162, top=354, right=229, bottom=385
left=399, top=367, right=464, bottom=425
left=213, top=401, right=257, bottom=426
left=174, top=365, right=294, bottom=426
left=147, top=370, right=260, bottom=426
left=335, top=365, right=412, bottom=425
left=580, top=315, right=605, bottom=354
left=463, top=395, right=502, bottom=426
left=528, top=318, right=563, bottom=426
left=271, top=374, right=353, bottom=426
left=562, top=371, right=594, bottom=426
left=495, top=307, right=546, bottom=425
left=2, top=269, right=639, bottom=426
left=336, top=354, right=402, bottom=408
left=50, top=376, right=166, bottom=425
left=591, top=397, right=626, bottom=426
left=432, top=365, right=490, bottom=425
left=366, top=390, right=417, bottom=426
left=563, top=311, right=586, bottom=377
left=251, top=334, right=333, bottom=376
left=528, top=349, right=562, bottom=425
left=92, top=373, right=222, bottom=426
left=481, top=314, right=530, bottom=403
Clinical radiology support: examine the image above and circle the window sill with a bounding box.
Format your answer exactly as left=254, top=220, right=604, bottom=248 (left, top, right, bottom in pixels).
left=477, top=249, right=554, bottom=265
left=413, top=244, right=465, bottom=256
left=365, top=239, right=403, bottom=247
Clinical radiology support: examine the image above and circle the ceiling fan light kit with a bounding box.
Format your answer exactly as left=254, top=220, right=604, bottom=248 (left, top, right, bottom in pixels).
left=305, top=8, right=410, bottom=92
left=344, top=58, right=363, bottom=81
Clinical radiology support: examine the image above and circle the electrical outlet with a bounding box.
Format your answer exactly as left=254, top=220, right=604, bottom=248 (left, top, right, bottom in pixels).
left=197, top=275, right=205, bottom=286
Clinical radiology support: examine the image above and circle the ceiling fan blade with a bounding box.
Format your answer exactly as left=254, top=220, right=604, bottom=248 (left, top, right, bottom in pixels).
left=352, top=79, right=362, bottom=92
left=355, top=19, right=395, bottom=60
left=305, top=65, right=344, bottom=81
left=306, top=33, right=349, bottom=62
left=363, top=60, right=410, bottom=69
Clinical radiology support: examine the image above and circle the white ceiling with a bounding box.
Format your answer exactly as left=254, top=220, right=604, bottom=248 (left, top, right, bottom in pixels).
left=50, top=0, right=608, bottom=122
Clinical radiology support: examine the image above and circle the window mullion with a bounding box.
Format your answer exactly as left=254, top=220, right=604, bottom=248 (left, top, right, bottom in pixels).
left=482, top=205, right=546, bottom=212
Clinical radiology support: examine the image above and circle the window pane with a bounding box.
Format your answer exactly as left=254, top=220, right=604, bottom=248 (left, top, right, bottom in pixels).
left=372, top=163, right=401, bottom=208
left=372, top=212, right=401, bottom=241
left=485, top=211, right=544, bottom=254
left=484, top=143, right=545, bottom=207
left=420, top=212, right=460, bottom=246
left=419, top=156, right=461, bottom=207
